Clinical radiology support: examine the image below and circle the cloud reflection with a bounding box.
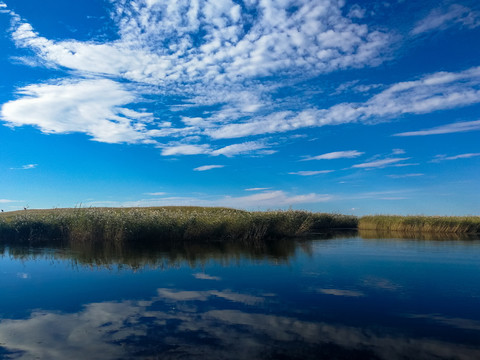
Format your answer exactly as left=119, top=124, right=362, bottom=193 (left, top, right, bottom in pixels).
left=1, top=288, right=479, bottom=360
left=317, top=288, right=365, bottom=297
left=193, top=272, right=221, bottom=281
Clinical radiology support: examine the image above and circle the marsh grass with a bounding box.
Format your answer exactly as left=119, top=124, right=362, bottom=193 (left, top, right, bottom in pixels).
left=359, top=215, right=480, bottom=234
left=0, top=207, right=357, bottom=246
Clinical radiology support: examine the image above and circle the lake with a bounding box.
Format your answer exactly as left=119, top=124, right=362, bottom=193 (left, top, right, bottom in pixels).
left=1, top=231, right=480, bottom=359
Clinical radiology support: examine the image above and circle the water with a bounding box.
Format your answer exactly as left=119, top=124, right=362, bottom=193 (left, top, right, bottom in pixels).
left=1, top=232, right=480, bottom=359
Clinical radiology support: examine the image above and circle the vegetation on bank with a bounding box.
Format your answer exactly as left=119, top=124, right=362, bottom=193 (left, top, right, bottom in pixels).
left=358, top=215, right=480, bottom=234
left=0, top=207, right=357, bottom=245
left=1, top=208, right=479, bottom=246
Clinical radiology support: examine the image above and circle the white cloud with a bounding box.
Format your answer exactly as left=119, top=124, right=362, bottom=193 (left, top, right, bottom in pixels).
left=10, top=164, right=37, bottom=170
left=387, top=173, right=424, bottom=179
left=245, top=188, right=271, bottom=192
left=208, top=66, right=480, bottom=139
left=411, top=4, right=480, bottom=35
left=288, top=170, right=334, bottom=176
left=160, top=140, right=272, bottom=157
left=352, top=157, right=411, bottom=169
left=347, top=5, right=366, bottom=19
left=1, top=0, right=393, bottom=151
left=210, top=141, right=272, bottom=157
left=161, top=144, right=211, bottom=156
left=1, top=79, right=155, bottom=144
left=361, top=67, right=480, bottom=118
left=394, top=119, right=480, bottom=136
left=193, top=165, right=224, bottom=171
left=431, top=153, right=480, bottom=162
left=218, top=190, right=333, bottom=208
left=8, top=0, right=390, bottom=87
left=0, top=199, right=20, bottom=203
left=392, top=163, right=419, bottom=167
left=343, top=189, right=416, bottom=200
left=144, top=192, right=167, bottom=196
left=303, top=150, right=364, bottom=161
left=87, top=190, right=333, bottom=209
left=3, top=1, right=480, bottom=157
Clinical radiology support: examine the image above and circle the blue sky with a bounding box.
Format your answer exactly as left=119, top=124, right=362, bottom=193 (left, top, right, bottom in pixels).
left=0, top=0, right=479, bottom=215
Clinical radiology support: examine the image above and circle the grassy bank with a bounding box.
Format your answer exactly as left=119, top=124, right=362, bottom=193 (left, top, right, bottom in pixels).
left=0, top=207, right=357, bottom=245
left=359, top=215, right=480, bottom=234
left=1, top=208, right=479, bottom=246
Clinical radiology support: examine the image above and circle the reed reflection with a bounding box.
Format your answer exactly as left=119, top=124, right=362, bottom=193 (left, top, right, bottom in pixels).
left=0, top=236, right=306, bottom=270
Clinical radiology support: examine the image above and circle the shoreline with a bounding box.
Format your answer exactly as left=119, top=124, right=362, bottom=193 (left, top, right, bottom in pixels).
left=0, top=207, right=479, bottom=245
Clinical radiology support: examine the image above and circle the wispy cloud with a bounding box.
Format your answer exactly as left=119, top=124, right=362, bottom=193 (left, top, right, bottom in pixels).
left=0, top=199, right=20, bottom=203
left=302, top=150, right=364, bottom=161
left=210, top=141, right=273, bottom=157
left=161, top=144, right=210, bottom=156
left=193, top=165, right=224, bottom=171
left=218, top=191, right=333, bottom=208
left=144, top=192, right=167, bottom=196
left=207, top=66, right=480, bottom=139
left=392, top=163, right=420, bottom=167
left=288, top=170, right=334, bottom=176
left=394, top=120, right=480, bottom=136
left=352, top=157, right=410, bottom=169
left=431, top=153, right=480, bottom=162
left=87, top=190, right=333, bottom=209
left=160, top=140, right=272, bottom=157
left=244, top=188, right=271, bottom=192
left=10, top=164, right=37, bottom=170
left=387, top=173, right=424, bottom=179
left=344, top=189, right=416, bottom=201
left=411, top=4, right=480, bottom=35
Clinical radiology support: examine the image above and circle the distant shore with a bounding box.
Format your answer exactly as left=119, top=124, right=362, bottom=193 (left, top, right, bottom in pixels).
left=358, top=215, right=480, bottom=234
left=0, top=207, right=478, bottom=245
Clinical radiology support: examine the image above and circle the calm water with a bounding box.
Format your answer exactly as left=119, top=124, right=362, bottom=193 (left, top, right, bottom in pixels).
left=1, top=232, right=480, bottom=359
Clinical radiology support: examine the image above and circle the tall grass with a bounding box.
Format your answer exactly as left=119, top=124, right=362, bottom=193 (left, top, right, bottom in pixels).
left=0, top=207, right=357, bottom=246
left=359, top=215, right=480, bottom=233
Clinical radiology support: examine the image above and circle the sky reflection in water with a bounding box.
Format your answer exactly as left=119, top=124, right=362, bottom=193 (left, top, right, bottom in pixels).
left=1, top=233, right=480, bottom=359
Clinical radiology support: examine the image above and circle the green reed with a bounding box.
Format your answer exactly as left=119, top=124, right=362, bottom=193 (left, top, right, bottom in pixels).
left=359, top=215, right=480, bottom=233
left=0, top=207, right=357, bottom=246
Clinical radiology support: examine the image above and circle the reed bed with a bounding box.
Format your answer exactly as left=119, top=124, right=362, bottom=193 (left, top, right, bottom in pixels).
left=0, top=207, right=357, bottom=246
left=359, top=215, right=480, bottom=234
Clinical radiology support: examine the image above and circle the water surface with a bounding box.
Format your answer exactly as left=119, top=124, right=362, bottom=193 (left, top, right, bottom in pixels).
left=1, top=232, right=480, bottom=359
